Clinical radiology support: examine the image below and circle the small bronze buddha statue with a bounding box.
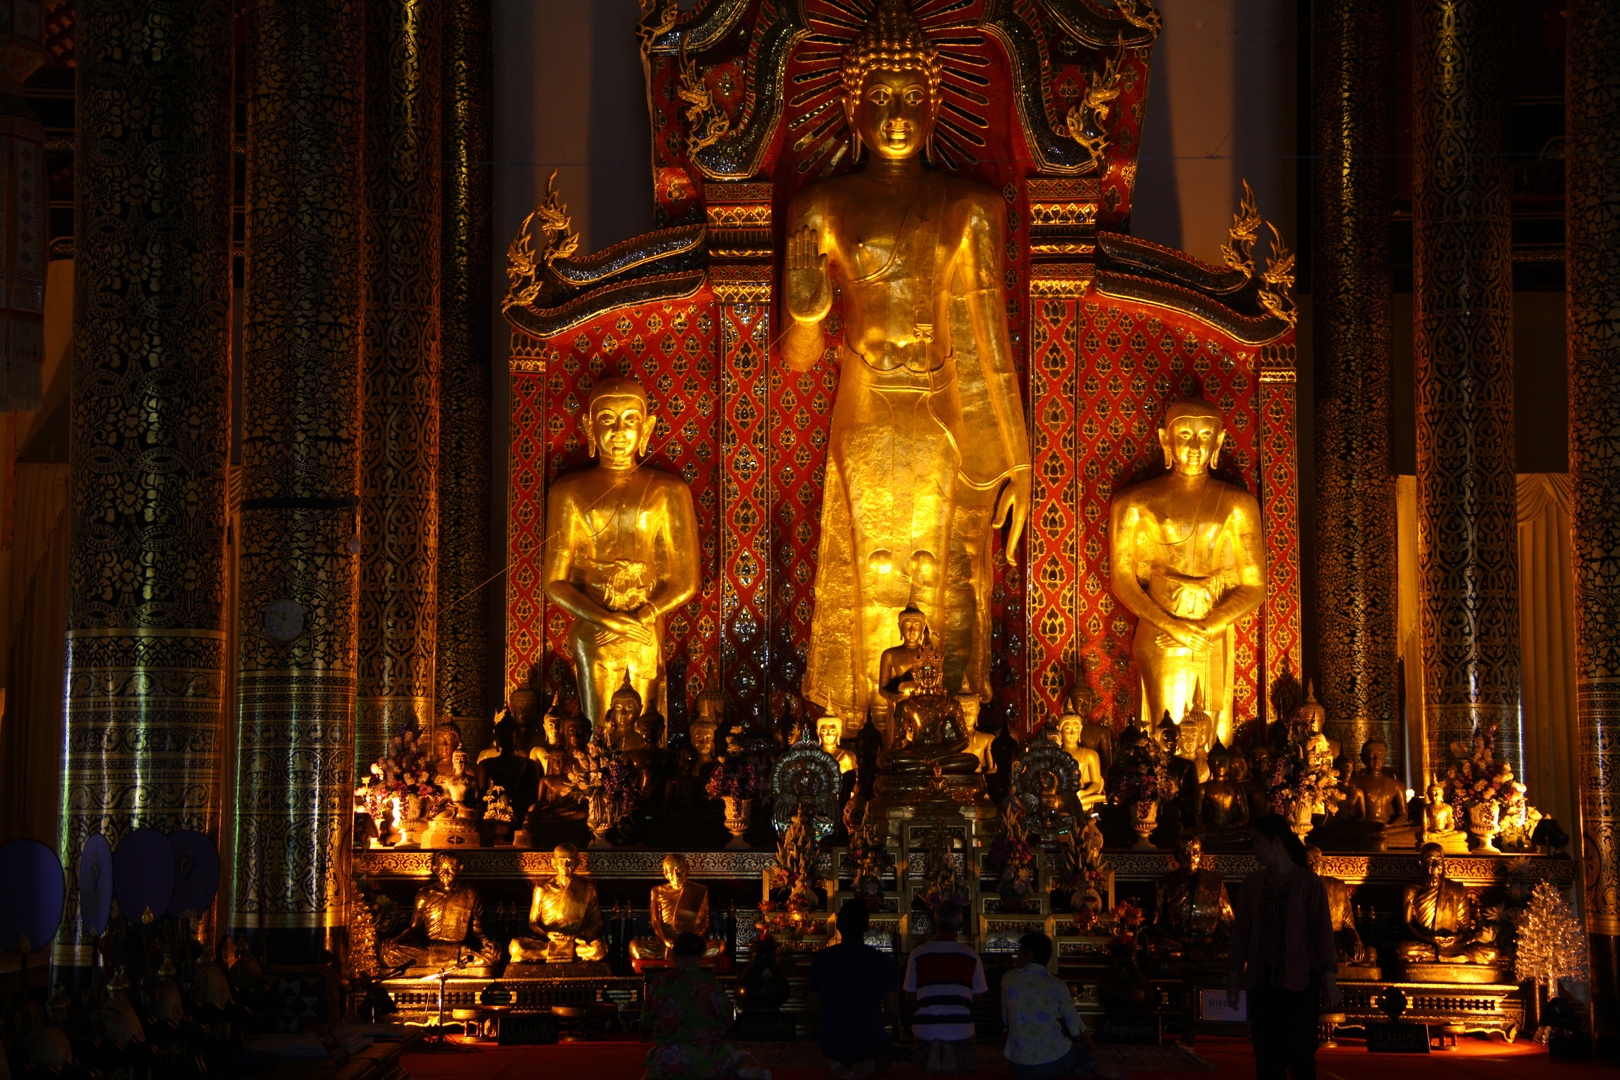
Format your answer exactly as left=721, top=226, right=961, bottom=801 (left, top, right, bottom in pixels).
left=880, top=631, right=979, bottom=776
left=666, top=713, right=722, bottom=808
left=629, top=854, right=726, bottom=966
left=1417, top=780, right=1467, bottom=853
left=1054, top=713, right=1105, bottom=811
left=962, top=685, right=996, bottom=773
left=1243, top=745, right=1274, bottom=820
left=1064, top=681, right=1113, bottom=777
left=379, top=853, right=502, bottom=973
left=508, top=844, right=608, bottom=964
left=1194, top=747, right=1250, bottom=844
left=1395, top=843, right=1501, bottom=971
left=1296, top=681, right=1339, bottom=765
left=876, top=603, right=931, bottom=735
left=1149, top=833, right=1233, bottom=959
left=426, top=748, right=483, bottom=848
left=430, top=721, right=463, bottom=783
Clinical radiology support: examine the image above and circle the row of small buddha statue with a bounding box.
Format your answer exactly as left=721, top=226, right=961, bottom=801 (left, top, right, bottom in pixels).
left=378, top=848, right=725, bottom=975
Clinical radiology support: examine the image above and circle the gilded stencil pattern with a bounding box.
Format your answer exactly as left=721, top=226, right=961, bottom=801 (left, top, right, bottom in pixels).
left=1311, top=0, right=1397, bottom=765
left=436, top=0, right=494, bottom=723
left=1567, top=0, right=1620, bottom=936
left=720, top=303, right=773, bottom=726
left=60, top=0, right=234, bottom=967
left=357, top=0, right=443, bottom=769
left=1259, top=354, right=1303, bottom=728
left=1412, top=0, right=1520, bottom=778
left=234, top=0, right=366, bottom=930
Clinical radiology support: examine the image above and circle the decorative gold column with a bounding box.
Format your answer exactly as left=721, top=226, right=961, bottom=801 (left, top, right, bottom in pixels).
left=1311, top=0, right=1398, bottom=767
left=435, top=0, right=492, bottom=726
left=1568, top=0, right=1620, bottom=1041
left=59, top=0, right=233, bottom=972
left=1411, top=0, right=1520, bottom=783
left=356, top=0, right=443, bottom=768
left=232, top=0, right=365, bottom=956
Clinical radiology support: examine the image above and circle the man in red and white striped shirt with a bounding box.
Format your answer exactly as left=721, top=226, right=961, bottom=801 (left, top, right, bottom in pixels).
left=904, top=904, right=987, bottom=1073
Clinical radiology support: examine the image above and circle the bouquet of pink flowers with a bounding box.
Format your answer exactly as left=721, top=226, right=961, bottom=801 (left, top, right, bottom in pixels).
left=360, top=726, right=447, bottom=824
left=1446, top=724, right=1528, bottom=818
left=1268, top=713, right=1345, bottom=817
left=568, top=732, right=639, bottom=824
left=706, top=753, right=765, bottom=800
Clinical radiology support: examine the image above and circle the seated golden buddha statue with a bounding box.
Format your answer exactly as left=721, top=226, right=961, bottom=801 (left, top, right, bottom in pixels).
left=1395, top=843, right=1501, bottom=970
left=541, top=376, right=699, bottom=732
left=880, top=630, right=979, bottom=776
left=961, top=685, right=996, bottom=773
left=629, top=854, right=726, bottom=967
left=1417, top=780, right=1467, bottom=853
left=1065, top=682, right=1114, bottom=776
left=666, top=712, right=722, bottom=808
left=875, top=603, right=930, bottom=737
left=1054, top=713, right=1105, bottom=811
left=379, top=853, right=502, bottom=974
left=1149, top=833, right=1234, bottom=960
left=1194, top=747, right=1250, bottom=844
left=508, top=843, right=608, bottom=964
left=1331, top=736, right=1413, bottom=850
left=1110, top=399, right=1266, bottom=749
left=816, top=715, right=857, bottom=774
left=426, top=748, right=483, bottom=848
left=430, top=721, right=463, bottom=783
left=1305, top=845, right=1373, bottom=971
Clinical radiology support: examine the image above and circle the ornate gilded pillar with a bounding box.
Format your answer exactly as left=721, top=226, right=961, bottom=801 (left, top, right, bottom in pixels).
left=59, top=0, right=233, bottom=972
left=1411, top=0, right=1520, bottom=783
left=356, top=0, right=442, bottom=768
left=1568, top=0, right=1620, bottom=1041
left=436, top=0, right=492, bottom=726
left=1311, top=0, right=1398, bottom=767
left=232, top=0, right=365, bottom=956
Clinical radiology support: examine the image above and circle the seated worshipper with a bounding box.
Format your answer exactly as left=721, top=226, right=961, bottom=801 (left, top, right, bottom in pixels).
left=903, top=904, right=988, bottom=1075
left=641, top=933, right=772, bottom=1080
left=1002, top=932, right=1129, bottom=1080
left=808, top=899, right=899, bottom=1079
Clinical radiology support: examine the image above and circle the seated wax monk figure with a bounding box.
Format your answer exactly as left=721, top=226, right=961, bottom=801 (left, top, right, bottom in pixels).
left=642, top=933, right=772, bottom=1080
left=630, top=853, right=726, bottom=965
left=1150, top=833, right=1234, bottom=957
left=881, top=630, right=980, bottom=775
left=379, top=853, right=502, bottom=972
left=808, top=899, right=898, bottom=1080
left=1305, top=845, right=1369, bottom=965
left=1396, top=843, right=1501, bottom=965
left=508, top=843, right=607, bottom=963
left=1002, top=932, right=1128, bottom=1080
left=904, top=904, right=987, bottom=1075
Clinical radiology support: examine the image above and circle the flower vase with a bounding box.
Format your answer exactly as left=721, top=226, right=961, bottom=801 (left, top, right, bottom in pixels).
left=586, top=793, right=614, bottom=850
left=1286, top=796, right=1315, bottom=842
left=1468, top=802, right=1502, bottom=854
left=395, top=818, right=428, bottom=849
left=723, top=796, right=753, bottom=850
left=1130, top=799, right=1158, bottom=850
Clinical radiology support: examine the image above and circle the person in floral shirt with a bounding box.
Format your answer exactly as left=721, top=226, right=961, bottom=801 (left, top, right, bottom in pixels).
left=1001, top=932, right=1127, bottom=1080
left=641, top=933, right=771, bottom=1080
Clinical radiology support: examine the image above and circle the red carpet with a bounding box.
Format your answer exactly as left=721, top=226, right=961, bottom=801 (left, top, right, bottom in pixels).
left=401, top=1034, right=1613, bottom=1080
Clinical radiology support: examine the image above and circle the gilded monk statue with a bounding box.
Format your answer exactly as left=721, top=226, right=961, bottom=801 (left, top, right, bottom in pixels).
left=543, top=377, right=699, bottom=730
left=783, top=0, right=1031, bottom=728
left=509, top=843, right=607, bottom=964
left=1109, top=399, right=1266, bottom=746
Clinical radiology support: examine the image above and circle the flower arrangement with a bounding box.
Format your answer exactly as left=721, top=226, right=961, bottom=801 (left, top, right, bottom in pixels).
left=1446, top=724, right=1528, bottom=819
left=567, top=732, right=640, bottom=826
left=983, top=798, right=1035, bottom=902
left=846, top=817, right=894, bottom=899
left=359, top=726, right=447, bottom=826
left=706, top=753, right=765, bottom=801
left=1108, top=900, right=1146, bottom=949
left=1108, top=726, right=1173, bottom=807
left=915, top=828, right=972, bottom=911
left=1050, top=817, right=1108, bottom=899
left=1268, top=713, right=1344, bottom=818
left=768, top=807, right=823, bottom=919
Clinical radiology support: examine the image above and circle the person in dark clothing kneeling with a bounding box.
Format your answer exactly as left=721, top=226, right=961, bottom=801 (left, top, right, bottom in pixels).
left=808, top=898, right=899, bottom=1079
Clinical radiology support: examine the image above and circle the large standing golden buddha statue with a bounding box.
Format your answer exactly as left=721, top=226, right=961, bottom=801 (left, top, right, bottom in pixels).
left=783, top=0, right=1031, bottom=728
left=1109, top=399, right=1266, bottom=746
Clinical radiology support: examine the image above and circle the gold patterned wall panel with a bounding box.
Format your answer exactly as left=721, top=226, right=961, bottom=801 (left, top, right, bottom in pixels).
left=60, top=0, right=234, bottom=969
left=356, top=0, right=443, bottom=770
left=436, top=0, right=492, bottom=724
left=1567, top=0, right=1620, bottom=1016
left=233, top=0, right=365, bottom=945
left=1412, top=0, right=1521, bottom=783
left=1311, top=0, right=1398, bottom=767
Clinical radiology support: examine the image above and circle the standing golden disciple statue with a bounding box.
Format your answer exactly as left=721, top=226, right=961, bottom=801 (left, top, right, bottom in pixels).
left=1109, top=399, right=1266, bottom=746
left=543, top=377, right=699, bottom=730
left=783, top=0, right=1031, bottom=728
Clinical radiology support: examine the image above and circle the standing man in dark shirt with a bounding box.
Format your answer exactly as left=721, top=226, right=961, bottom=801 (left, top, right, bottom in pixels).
left=808, top=898, right=899, bottom=1079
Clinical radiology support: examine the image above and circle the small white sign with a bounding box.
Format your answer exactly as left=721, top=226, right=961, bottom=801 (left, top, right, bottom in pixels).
left=1199, top=989, right=1247, bottom=1022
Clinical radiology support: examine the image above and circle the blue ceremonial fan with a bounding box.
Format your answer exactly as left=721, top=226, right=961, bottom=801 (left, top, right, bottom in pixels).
left=166, top=831, right=220, bottom=917
left=0, top=839, right=65, bottom=954
left=112, top=828, right=174, bottom=923
left=78, top=834, right=114, bottom=936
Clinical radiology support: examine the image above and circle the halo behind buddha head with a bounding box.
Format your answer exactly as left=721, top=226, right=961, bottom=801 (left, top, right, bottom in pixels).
left=841, top=0, right=942, bottom=150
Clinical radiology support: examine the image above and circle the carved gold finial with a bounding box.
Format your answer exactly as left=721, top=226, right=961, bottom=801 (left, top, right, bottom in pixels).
left=1259, top=222, right=1298, bottom=329
left=1221, top=179, right=1261, bottom=280
left=1065, top=50, right=1124, bottom=173
left=678, top=38, right=729, bottom=156
left=504, top=170, right=580, bottom=313
left=1116, top=0, right=1163, bottom=38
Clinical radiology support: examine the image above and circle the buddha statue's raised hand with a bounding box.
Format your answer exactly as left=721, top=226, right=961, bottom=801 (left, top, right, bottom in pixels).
left=786, top=226, right=833, bottom=330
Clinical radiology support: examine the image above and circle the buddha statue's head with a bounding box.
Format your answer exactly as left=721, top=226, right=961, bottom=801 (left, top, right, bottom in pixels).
left=1057, top=713, right=1083, bottom=749
left=1250, top=745, right=1272, bottom=778
left=1158, top=398, right=1227, bottom=476
left=1427, top=780, right=1446, bottom=804
left=542, top=709, right=560, bottom=745
left=554, top=843, right=581, bottom=884
left=433, top=721, right=461, bottom=762
left=450, top=748, right=469, bottom=776
left=662, top=853, right=691, bottom=889
left=696, top=688, right=725, bottom=726
left=816, top=716, right=842, bottom=756
left=1418, top=841, right=1445, bottom=884
left=897, top=603, right=927, bottom=648
left=842, top=0, right=941, bottom=163
left=585, top=377, right=655, bottom=469
left=1361, top=737, right=1387, bottom=774
left=1065, top=682, right=1098, bottom=719
left=1173, top=832, right=1203, bottom=872
left=1208, top=747, right=1229, bottom=781
left=1305, top=844, right=1324, bottom=873
left=1296, top=679, right=1327, bottom=733
left=689, top=717, right=718, bottom=759
left=957, top=683, right=983, bottom=730
left=1158, top=712, right=1180, bottom=754
left=609, top=673, right=643, bottom=736
left=562, top=716, right=590, bottom=751
left=432, top=852, right=463, bottom=890
left=509, top=688, right=541, bottom=729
